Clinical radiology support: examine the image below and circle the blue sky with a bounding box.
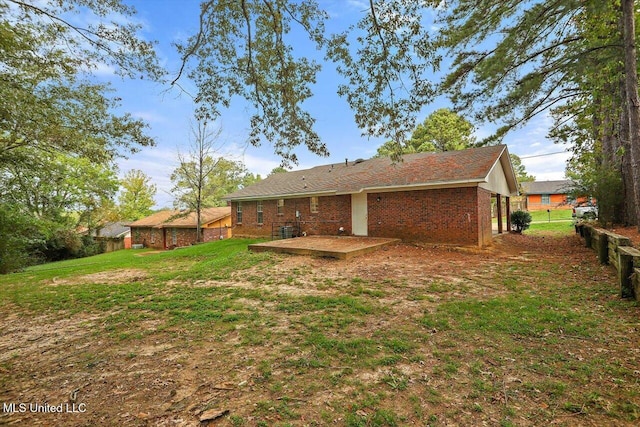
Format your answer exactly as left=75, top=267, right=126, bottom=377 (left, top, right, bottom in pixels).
left=103, top=0, right=570, bottom=208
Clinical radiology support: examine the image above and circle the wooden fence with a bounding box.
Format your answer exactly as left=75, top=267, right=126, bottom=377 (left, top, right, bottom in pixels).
left=95, top=237, right=125, bottom=253
left=575, top=223, right=640, bottom=300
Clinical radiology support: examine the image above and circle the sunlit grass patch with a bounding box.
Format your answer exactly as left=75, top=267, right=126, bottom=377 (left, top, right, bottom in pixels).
left=422, top=294, right=597, bottom=339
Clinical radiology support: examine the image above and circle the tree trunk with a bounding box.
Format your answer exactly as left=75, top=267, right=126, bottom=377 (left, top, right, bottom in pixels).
left=622, top=0, right=640, bottom=230
left=196, top=187, right=202, bottom=243
left=620, top=81, right=637, bottom=225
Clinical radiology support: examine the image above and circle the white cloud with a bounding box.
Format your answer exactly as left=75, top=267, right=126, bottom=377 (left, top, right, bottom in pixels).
left=131, top=111, right=165, bottom=123
left=346, top=0, right=368, bottom=11
left=242, top=154, right=282, bottom=177
left=519, top=150, right=571, bottom=181
left=81, top=61, right=117, bottom=77
left=116, top=147, right=179, bottom=209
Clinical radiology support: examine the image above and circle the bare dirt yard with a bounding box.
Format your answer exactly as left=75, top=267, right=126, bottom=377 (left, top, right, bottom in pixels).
left=1, top=230, right=639, bottom=426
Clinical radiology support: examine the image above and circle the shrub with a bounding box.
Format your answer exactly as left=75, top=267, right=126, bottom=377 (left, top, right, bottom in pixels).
left=0, top=204, right=41, bottom=274
left=39, top=228, right=84, bottom=262
left=77, top=235, right=105, bottom=258
left=511, top=210, right=532, bottom=233
left=37, top=229, right=105, bottom=262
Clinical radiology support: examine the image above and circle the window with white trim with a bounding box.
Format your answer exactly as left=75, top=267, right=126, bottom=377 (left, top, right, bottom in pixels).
left=236, top=202, right=243, bottom=223
left=257, top=200, right=263, bottom=224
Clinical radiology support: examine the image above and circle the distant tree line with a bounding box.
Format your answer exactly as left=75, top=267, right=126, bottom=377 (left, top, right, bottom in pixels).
left=0, top=0, right=258, bottom=272
left=0, top=0, right=164, bottom=272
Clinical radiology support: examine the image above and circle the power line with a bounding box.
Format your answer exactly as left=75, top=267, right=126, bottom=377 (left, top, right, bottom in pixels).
left=519, top=150, right=568, bottom=159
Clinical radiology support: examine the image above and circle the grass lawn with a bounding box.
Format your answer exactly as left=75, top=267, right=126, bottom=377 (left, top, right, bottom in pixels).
left=527, top=208, right=574, bottom=223
left=1, top=233, right=639, bottom=426
left=526, top=209, right=574, bottom=236
left=495, top=208, right=575, bottom=236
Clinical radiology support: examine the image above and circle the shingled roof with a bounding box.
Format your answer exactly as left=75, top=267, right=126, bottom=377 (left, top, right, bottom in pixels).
left=226, top=145, right=517, bottom=200
left=521, top=180, right=573, bottom=195
left=127, top=207, right=231, bottom=229
left=94, top=222, right=130, bottom=238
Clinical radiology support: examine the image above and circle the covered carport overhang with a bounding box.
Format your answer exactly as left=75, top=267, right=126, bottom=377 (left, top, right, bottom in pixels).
left=481, top=148, right=520, bottom=234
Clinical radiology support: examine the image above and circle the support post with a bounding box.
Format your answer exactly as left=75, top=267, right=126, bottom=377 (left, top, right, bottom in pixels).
left=584, top=225, right=592, bottom=248
left=618, top=246, right=640, bottom=299
left=496, top=194, right=503, bottom=234
left=505, top=196, right=511, bottom=232
left=595, top=230, right=608, bottom=265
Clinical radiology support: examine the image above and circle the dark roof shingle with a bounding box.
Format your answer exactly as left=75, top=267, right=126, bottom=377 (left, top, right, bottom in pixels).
left=127, top=207, right=231, bottom=228
left=226, top=145, right=512, bottom=200
left=94, top=222, right=130, bottom=238
left=521, top=180, right=573, bottom=195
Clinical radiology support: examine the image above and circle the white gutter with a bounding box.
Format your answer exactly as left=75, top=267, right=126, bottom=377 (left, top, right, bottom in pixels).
left=225, top=190, right=338, bottom=201
left=226, top=179, right=485, bottom=201
left=337, top=179, right=484, bottom=195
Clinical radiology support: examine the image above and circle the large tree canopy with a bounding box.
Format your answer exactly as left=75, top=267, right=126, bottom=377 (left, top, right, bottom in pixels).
left=1, top=0, right=164, bottom=80
left=174, top=0, right=329, bottom=166
left=118, top=169, right=157, bottom=221
left=171, top=157, right=259, bottom=210
left=409, top=108, right=476, bottom=153
left=0, top=149, right=119, bottom=222
left=325, top=1, right=437, bottom=159
left=175, top=0, right=437, bottom=164
left=0, top=0, right=165, bottom=166
left=0, top=0, right=164, bottom=272
left=375, top=108, right=476, bottom=157
left=434, top=0, right=640, bottom=225
left=175, top=0, right=640, bottom=226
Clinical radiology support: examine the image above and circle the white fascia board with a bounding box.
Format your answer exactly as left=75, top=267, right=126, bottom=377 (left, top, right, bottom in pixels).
left=226, top=190, right=337, bottom=201
left=336, top=179, right=483, bottom=195
left=228, top=179, right=488, bottom=200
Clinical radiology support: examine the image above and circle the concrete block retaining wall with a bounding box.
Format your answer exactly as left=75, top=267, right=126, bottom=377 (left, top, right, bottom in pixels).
left=575, top=223, right=640, bottom=300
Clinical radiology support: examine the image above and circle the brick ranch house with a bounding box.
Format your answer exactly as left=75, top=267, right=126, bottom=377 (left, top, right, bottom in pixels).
left=224, top=145, right=519, bottom=246
left=128, top=207, right=231, bottom=250
left=520, top=180, right=574, bottom=210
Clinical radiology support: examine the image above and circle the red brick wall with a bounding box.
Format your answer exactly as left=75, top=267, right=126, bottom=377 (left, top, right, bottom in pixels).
left=367, top=187, right=482, bottom=245
left=477, top=188, right=493, bottom=246
left=131, top=227, right=165, bottom=249
left=527, top=194, right=571, bottom=210
left=131, top=226, right=231, bottom=249
left=167, top=228, right=231, bottom=248
left=203, top=227, right=231, bottom=241
left=231, top=195, right=352, bottom=237
left=171, top=228, right=197, bottom=248
left=232, top=187, right=494, bottom=246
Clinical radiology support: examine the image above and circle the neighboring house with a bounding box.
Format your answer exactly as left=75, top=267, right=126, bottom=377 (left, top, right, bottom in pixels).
left=80, top=222, right=131, bottom=252
left=521, top=180, right=574, bottom=210
left=96, top=222, right=131, bottom=252
left=128, top=207, right=232, bottom=250
left=224, top=145, right=518, bottom=247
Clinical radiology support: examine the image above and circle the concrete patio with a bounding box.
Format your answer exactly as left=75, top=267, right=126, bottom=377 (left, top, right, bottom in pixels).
left=248, top=235, right=400, bottom=260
